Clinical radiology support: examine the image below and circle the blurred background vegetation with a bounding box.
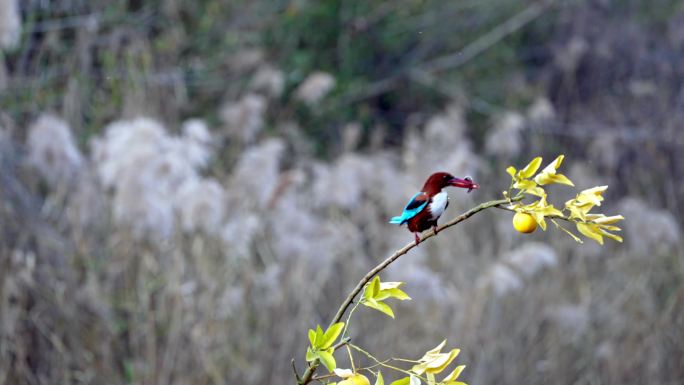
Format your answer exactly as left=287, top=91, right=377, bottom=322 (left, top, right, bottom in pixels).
left=1, top=0, right=683, bottom=384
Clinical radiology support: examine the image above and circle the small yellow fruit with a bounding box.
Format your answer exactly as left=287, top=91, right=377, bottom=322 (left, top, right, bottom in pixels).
left=338, top=374, right=371, bottom=385
left=513, top=212, right=537, bottom=233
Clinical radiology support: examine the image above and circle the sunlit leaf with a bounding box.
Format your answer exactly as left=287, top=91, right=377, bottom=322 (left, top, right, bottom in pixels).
left=535, top=202, right=563, bottom=217
left=532, top=155, right=574, bottom=186
left=315, top=325, right=325, bottom=347
left=548, top=154, right=565, bottom=170
left=411, top=362, right=429, bottom=375
left=390, top=377, right=410, bottom=385
left=379, top=281, right=404, bottom=290
left=575, top=186, right=607, bottom=206
left=600, top=229, right=623, bottom=243
left=426, top=373, right=436, bottom=385
left=320, top=322, right=345, bottom=349
left=423, top=340, right=447, bottom=357
left=308, top=329, right=316, bottom=346
left=565, top=199, right=590, bottom=221
left=519, top=157, right=543, bottom=179
left=375, top=288, right=411, bottom=301
left=375, top=371, right=384, bottom=385
left=362, top=298, right=395, bottom=318
left=590, top=214, right=624, bottom=225
left=535, top=172, right=574, bottom=186
left=364, top=276, right=381, bottom=300
left=306, top=347, right=317, bottom=362
left=318, top=349, right=337, bottom=372
left=530, top=211, right=547, bottom=231
left=513, top=179, right=546, bottom=197
left=506, top=166, right=517, bottom=178
left=442, top=365, right=466, bottom=382
left=409, top=375, right=421, bottom=385
left=577, top=223, right=604, bottom=245
left=425, top=349, right=460, bottom=374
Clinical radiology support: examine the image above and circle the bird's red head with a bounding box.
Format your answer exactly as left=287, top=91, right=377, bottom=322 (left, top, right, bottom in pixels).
left=422, top=172, right=479, bottom=195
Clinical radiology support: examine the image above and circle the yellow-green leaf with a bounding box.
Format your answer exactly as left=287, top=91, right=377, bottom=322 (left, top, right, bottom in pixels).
left=411, top=362, right=429, bottom=375
left=520, top=157, right=543, bottom=179
left=532, top=155, right=574, bottom=186
left=577, top=223, right=604, bottom=245
left=315, top=325, right=325, bottom=347
left=362, top=298, right=395, bottom=318
left=548, top=154, right=565, bottom=170
left=378, top=281, right=403, bottom=290
left=442, top=365, right=466, bottom=382
left=424, top=340, right=447, bottom=356
left=530, top=211, right=547, bottom=231
left=591, top=214, right=624, bottom=225
left=513, top=179, right=546, bottom=197
left=375, top=371, right=384, bottom=385
left=426, top=373, right=436, bottom=385
left=375, top=288, right=411, bottom=301
left=306, top=347, right=317, bottom=362
left=320, top=322, right=345, bottom=349
left=308, top=329, right=316, bottom=346
left=413, top=340, right=447, bottom=367
left=390, top=377, right=410, bottom=385
left=576, top=186, right=607, bottom=206
left=536, top=203, right=563, bottom=217
left=318, top=349, right=337, bottom=372
left=535, top=172, right=574, bottom=186
left=506, top=166, right=517, bottom=178
left=565, top=199, right=591, bottom=221
left=600, top=230, right=623, bottom=242
left=425, top=349, right=460, bottom=374
left=364, top=276, right=381, bottom=300
left=409, top=375, right=421, bottom=385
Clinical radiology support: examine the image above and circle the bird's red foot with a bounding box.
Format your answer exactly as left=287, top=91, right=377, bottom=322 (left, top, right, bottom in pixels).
left=414, top=232, right=420, bottom=245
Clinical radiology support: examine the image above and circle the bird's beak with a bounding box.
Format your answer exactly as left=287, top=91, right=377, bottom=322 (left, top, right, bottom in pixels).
left=448, top=177, right=479, bottom=193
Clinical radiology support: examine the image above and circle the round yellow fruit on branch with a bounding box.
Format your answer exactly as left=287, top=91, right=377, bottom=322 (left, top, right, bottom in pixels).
left=513, top=212, right=537, bottom=233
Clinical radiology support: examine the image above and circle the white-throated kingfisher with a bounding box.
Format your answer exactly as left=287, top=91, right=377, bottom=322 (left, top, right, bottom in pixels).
left=389, top=172, right=479, bottom=244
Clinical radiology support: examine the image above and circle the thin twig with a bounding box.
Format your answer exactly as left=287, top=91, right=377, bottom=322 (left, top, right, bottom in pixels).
left=292, top=359, right=301, bottom=382
left=348, top=343, right=432, bottom=384
left=494, top=204, right=577, bottom=223
left=333, top=337, right=352, bottom=351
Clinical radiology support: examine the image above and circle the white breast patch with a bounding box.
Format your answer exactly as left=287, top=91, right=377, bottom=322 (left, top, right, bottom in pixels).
left=428, top=192, right=449, bottom=220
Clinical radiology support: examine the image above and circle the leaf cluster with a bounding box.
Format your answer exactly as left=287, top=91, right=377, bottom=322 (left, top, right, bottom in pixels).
left=306, top=322, right=345, bottom=372
left=361, top=276, right=411, bottom=319
left=505, top=155, right=625, bottom=244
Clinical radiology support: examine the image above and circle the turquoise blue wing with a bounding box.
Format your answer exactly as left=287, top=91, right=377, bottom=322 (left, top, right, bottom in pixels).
left=389, top=192, right=429, bottom=225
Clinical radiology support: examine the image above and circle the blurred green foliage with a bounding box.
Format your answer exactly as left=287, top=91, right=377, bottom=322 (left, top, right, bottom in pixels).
left=2, top=0, right=683, bottom=156
left=263, top=0, right=536, bottom=152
